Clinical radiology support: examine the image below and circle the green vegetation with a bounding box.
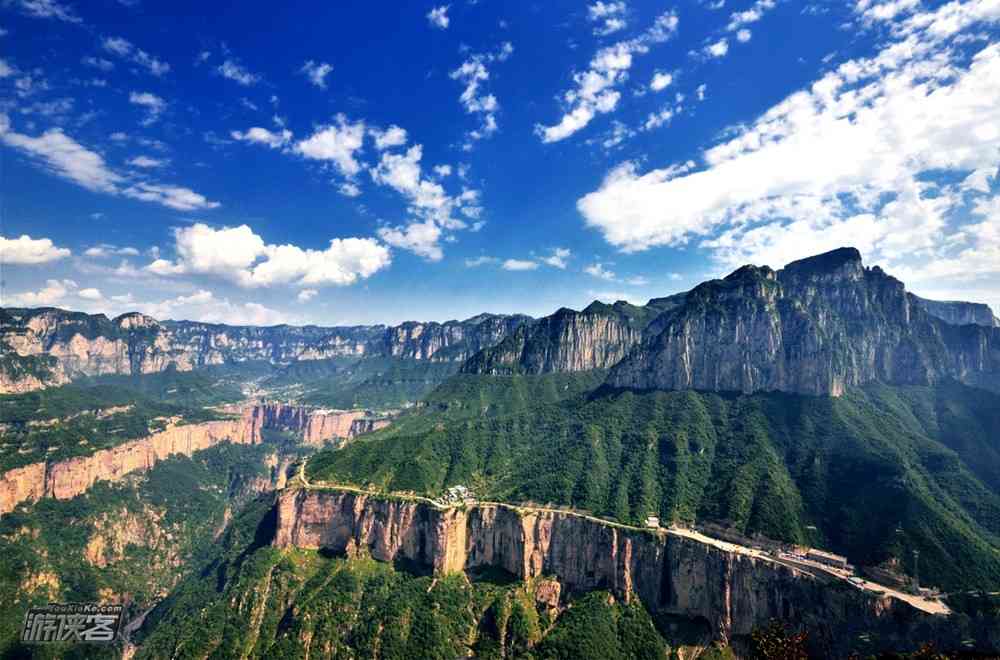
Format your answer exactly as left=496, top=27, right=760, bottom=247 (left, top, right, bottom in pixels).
left=135, top=501, right=674, bottom=660
left=265, top=356, right=461, bottom=410
left=0, top=370, right=244, bottom=472
left=309, top=374, right=1000, bottom=590
left=0, top=442, right=278, bottom=659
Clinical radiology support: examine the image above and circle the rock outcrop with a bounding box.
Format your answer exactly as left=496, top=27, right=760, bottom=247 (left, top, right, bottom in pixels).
left=0, top=412, right=261, bottom=515
left=913, top=295, right=1000, bottom=327
left=273, top=488, right=951, bottom=653
left=0, top=308, right=530, bottom=393
left=246, top=403, right=390, bottom=446
left=609, top=248, right=1000, bottom=396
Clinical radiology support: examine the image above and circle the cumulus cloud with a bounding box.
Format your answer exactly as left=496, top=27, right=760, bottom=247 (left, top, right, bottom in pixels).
left=577, top=0, right=1000, bottom=300
left=5, top=279, right=79, bottom=306
left=536, top=11, right=679, bottom=142
left=427, top=5, right=450, bottom=29
left=650, top=71, right=673, bottom=92
left=231, top=126, right=292, bottom=148
left=377, top=219, right=443, bottom=261
left=588, top=1, right=628, bottom=36
left=502, top=258, right=539, bottom=271
left=300, top=60, right=333, bottom=89
left=370, top=125, right=408, bottom=150
left=216, top=59, right=259, bottom=86
left=123, top=290, right=289, bottom=326
left=584, top=262, right=617, bottom=281
left=297, top=288, right=318, bottom=303
left=129, top=91, right=165, bottom=125
left=726, top=0, right=777, bottom=31
left=147, top=222, right=390, bottom=288
left=0, top=234, right=70, bottom=264
left=102, top=36, right=170, bottom=76
left=705, top=39, right=729, bottom=58
left=450, top=42, right=513, bottom=148
left=16, top=0, right=80, bottom=23
left=294, top=114, right=366, bottom=177
left=84, top=244, right=140, bottom=258
left=540, top=247, right=571, bottom=268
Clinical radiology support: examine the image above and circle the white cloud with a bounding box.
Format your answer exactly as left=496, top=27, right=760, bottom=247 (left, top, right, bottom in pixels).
left=82, top=56, right=114, bottom=71
left=121, top=183, right=220, bottom=211
left=726, top=0, right=777, bottom=31
left=217, top=59, right=259, bottom=86
left=588, top=1, right=628, bottom=36
left=6, top=279, right=77, bottom=306
left=427, top=5, right=450, bottom=29
left=433, top=164, right=452, bottom=177
left=17, top=0, right=80, bottom=23
left=450, top=42, right=513, bottom=147
left=585, top=262, right=617, bottom=280
left=78, top=287, right=102, bottom=300
left=231, top=126, right=292, bottom=149
left=147, top=222, right=390, bottom=288
left=650, top=71, right=673, bottom=92
left=297, top=288, right=318, bottom=303
left=126, top=155, right=166, bottom=168
left=123, top=289, right=289, bottom=326
left=338, top=182, right=361, bottom=197
left=577, top=0, right=1000, bottom=303
left=294, top=114, right=365, bottom=177
left=625, top=275, right=649, bottom=285
left=370, top=125, right=408, bottom=150
left=536, top=11, right=679, bottom=142
left=378, top=220, right=443, bottom=261
left=129, top=91, right=165, bottom=125
left=736, top=28, right=752, bottom=42
left=502, top=258, right=539, bottom=271
left=84, top=244, right=140, bottom=258
left=643, top=107, right=674, bottom=130
left=540, top=247, right=571, bottom=269
left=102, top=36, right=170, bottom=76
left=706, top=39, right=729, bottom=58
left=0, top=234, right=70, bottom=264
left=300, top=60, right=333, bottom=89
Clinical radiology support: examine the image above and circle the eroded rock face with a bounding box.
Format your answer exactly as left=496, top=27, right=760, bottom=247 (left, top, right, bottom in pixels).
left=247, top=403, right=389, bottom=446
left=608, top=248, right=1000, bottom=396
left=913, top=296, right=1000, bottom=328
left=273, top=489, right=946, bottom=652
left=0, top=308, right=530, bottom=393
left=0, top=412, right=261, bottom=515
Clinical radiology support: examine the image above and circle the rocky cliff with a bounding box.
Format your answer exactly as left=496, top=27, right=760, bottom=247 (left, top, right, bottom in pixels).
left=459, top=248, right=1000, bottom=397
left=0, top=308, right=530, bottom=393
left=609, top=248, right=1000, bottom=396
left=913, top=295, right=1000, bottom=327
left=246, top=402, right=390, bottom=446
left=273, top=488, right=952, bottom=652
left=462, top=299, right=682, bottom=375
left=0, top=412, right=262, bottom=515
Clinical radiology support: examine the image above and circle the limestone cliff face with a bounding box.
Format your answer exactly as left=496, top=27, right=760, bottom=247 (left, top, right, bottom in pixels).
left=462, top=304, right=650, bottom=374
left=913, top=295, right=1000, bottom=327
left=0, top=308, right=529, bottom=393
left=247, top=403, right=388, bottom=446
left=273, top=489, right=941, bottom=649
left=0, top=412, right=261, bottom=515
left=608, top=248, right=1000, bottom=396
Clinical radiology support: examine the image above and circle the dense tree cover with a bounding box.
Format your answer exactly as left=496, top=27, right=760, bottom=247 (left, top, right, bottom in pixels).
left=309, top=374, right=1000, bottom=590
left=0, top=369, right=247, bottom=471
left=135, top=500, right=675, bottom=660
left=263, top=356, right=461, bottom=410
left=0, top=442, right=277, bottom=659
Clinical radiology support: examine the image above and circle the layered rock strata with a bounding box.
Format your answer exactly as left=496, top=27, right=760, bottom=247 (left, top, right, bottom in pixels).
left=273, top=488, right=945, bottom=650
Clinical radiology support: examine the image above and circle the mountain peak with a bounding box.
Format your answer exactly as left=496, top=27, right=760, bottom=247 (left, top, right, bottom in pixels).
left=780, top=247, right=863, bottom=277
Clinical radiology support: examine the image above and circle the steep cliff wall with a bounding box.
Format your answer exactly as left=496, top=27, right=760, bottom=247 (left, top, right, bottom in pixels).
left=0, top=412, right=261, bottom=515
left=608, top=248, right=1000, bottom=396
left=272, top=488, right=943, bottom=648
left=247, top=403, right=387, bottom=446
left=913, top=295, right=1000, bottom=328
left=0, top=309, right=530, bottom=393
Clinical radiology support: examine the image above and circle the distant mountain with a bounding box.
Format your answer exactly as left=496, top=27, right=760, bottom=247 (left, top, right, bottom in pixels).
left=0, top=308, right=531, bottom=394
left=463, top=248, right=1000, bottom=397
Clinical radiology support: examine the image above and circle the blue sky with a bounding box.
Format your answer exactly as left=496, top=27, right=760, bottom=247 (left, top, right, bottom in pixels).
left=1, top=0, right=998, bottom=326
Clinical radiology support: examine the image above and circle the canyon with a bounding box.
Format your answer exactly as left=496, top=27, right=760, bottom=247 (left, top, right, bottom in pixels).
left=0, top=403, right=388, bottom=515
left=272, top=487, right=979, bottom=655
left=0, top=307, right=530, bottom=393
